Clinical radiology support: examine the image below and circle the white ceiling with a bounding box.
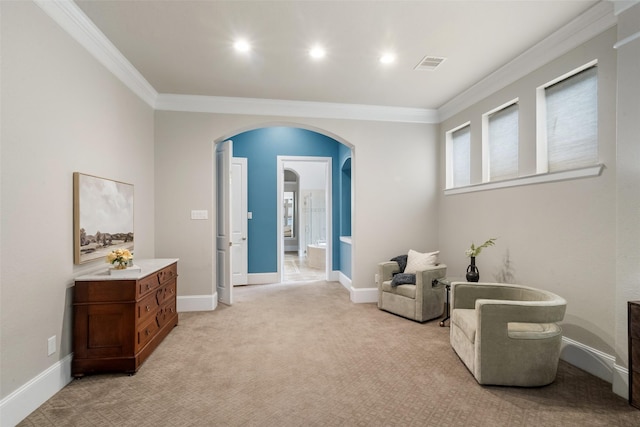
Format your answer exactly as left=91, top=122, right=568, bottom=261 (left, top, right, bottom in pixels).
left=75, top=0, right=600, bottom=110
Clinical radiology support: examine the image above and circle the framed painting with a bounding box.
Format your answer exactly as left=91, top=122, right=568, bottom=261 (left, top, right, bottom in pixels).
left=73, top=172, right=134, bottom=264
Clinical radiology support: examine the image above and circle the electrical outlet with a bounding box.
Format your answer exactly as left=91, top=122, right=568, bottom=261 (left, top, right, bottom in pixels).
left=47, top=335, right=56, bottom=356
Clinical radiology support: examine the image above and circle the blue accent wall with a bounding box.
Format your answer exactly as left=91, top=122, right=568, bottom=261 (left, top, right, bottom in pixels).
left=340, top=240, right=352, bottom=279
left=338, top=144, right=353, bottom=280
left=340, top=157, right=352, bottom=237
left=232, top=127, right=345, bottom=274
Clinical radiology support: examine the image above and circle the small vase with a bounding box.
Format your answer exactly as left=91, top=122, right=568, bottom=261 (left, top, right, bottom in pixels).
left=466, top=257, right=479, bottom=282
left=114, top=262, right=127, bottom=270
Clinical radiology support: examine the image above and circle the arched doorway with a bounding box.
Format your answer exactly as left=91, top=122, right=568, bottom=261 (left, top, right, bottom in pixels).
left=214, top=124, right=354, bottom=302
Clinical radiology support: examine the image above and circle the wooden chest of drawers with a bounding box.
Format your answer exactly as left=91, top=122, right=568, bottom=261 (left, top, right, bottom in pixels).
left=72, top=259, right=178, bottom=377
left=629, top=301, right=640, bottom=408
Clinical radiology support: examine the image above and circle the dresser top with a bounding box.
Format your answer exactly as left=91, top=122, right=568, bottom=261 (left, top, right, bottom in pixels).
left=75, top=258, right=179, bottom=281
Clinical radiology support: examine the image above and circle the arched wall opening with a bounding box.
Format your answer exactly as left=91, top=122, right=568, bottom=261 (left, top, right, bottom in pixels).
left=215, top=123, right=354, bottom=285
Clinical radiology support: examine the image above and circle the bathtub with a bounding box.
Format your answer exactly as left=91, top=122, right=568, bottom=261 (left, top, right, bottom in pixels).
left=307, top=243, right=326, bottom=269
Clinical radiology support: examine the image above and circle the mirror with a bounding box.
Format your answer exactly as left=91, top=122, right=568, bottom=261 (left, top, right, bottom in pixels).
left=283, top=169, right=298, bottom=242
left=283, top=191, right=295, bottom=238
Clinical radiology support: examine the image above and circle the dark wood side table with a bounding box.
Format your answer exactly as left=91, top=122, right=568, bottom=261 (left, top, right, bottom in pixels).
left=432, top=277, right=464, bottom=327
left=629, top=301, right=640, bottom=408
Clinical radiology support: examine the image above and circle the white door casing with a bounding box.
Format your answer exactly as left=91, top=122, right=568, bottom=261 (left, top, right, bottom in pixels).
left=215, top=140, right=233, bottom=305
left=231, top=157, right=248, bottom=285
left=277, top=156, right=332, bottom=282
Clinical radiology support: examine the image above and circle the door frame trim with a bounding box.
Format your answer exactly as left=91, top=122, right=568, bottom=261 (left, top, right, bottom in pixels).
left=277, top=156, right=332, bottom=282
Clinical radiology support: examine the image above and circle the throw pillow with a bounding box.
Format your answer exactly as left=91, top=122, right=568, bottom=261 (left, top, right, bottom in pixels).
left=404, top=249, right=439, bottom=274
left=390, top=254, right=408, bottom=273
left=391, top=273, right=416, bottom=287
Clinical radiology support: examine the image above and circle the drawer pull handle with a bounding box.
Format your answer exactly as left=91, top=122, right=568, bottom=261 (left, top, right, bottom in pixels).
left=146, top=305, right=151, bottom=312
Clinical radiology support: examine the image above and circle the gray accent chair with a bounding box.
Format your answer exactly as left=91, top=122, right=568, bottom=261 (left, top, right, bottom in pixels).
left=450, top=282, right=567, bottom=387
left=377, top=262, right=446, bottom=322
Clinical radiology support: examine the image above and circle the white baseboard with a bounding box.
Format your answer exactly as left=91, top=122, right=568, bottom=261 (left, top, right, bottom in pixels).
left=337, top=271, right=351, bottom=290
left=247, top=273, right=279, bottom=285
left=560, top=336, right=627, bottom=399
left=334, top=272, right=377, bottom=304
left=613, top=364, right=630, bottom=400
left=177, top=293, right=217, bottom=312
left=328, top=270, right=340, bottom=282
left=0, top=353, right=73, bottom=427
left=349, top=286, right=378, bottom=304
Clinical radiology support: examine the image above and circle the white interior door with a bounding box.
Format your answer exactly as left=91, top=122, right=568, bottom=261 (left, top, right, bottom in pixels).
left=231, top=157, right=248, bottom=285
left=215, top=140, right=233, bottom=305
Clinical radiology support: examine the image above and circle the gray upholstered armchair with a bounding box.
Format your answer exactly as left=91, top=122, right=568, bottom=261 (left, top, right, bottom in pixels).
left=450, top=282, right=567, bottom=387
left=377, top=261, right=446, bottom=322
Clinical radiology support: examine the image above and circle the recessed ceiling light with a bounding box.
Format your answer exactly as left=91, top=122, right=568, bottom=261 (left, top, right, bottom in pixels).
left=234, top=39, right=251, bottom=53
left=379, top=53, right=396, bottom=64
left=309, top=45, right=326, bottom=60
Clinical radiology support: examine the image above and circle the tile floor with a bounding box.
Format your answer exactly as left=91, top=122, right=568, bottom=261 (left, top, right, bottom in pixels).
left=283, top=252, right=325, bottom=282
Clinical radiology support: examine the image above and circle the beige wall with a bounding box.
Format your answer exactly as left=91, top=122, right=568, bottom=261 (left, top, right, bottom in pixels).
left=615, top=2, right=640, bottom=368
left=0, top=2, right=155, bottom=399
left=438, top=28, right=618, bottom=355
left=154, top=112, right=440, bottom=295
left=5, top=0, right=638, bottom=414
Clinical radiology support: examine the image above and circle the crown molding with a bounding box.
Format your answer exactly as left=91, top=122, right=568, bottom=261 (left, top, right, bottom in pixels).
left=614, top=30, right=640, bottom=48
left=155, top=94, right=439, bottom=124
left=34, top=0, right=436, bottom=123
left=34, top=0, right=435, bottom=124
left=437, top=1, right=617, bottom=122
left=34, top=0, right=158, bottom=107
left=613, top=0, right=640, bottom=15
left=36, top=0, right=612, bottom=125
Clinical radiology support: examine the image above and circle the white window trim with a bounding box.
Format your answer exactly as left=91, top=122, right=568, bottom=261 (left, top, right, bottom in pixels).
left=536, top=59, right=598, bottom=174
left=481, top=98, right=519, bottom=183
left=445, top=121, right=471, bottom=189
left=444, top=163, right=603, bottom=196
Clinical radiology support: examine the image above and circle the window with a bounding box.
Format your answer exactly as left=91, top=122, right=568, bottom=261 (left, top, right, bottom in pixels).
left=445, top=61, right=602, bottom=196
left=538, top=65, right=598, bottom=173
left=484, top=102, right=519, bottom=182
left=449, top=125, right=470, bottom=188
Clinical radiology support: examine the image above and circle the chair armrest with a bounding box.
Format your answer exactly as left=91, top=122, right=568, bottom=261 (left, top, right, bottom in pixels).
left=451, top=282, right=483, bottom=310
left=476, top=299, right=566, bottom=324
left=451, top=282, right=566, bottom=317
left=415, top=264, right=447, bottom=288
left=377, top=261, right=400, bottom=285
left=415, top=264, right=446, bottom=302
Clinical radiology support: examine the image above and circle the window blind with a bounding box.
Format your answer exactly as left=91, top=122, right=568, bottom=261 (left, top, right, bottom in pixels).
left=452, top=126, right=471, bottom=187
left=545, top=66, right=598, bottom=172
left=488, top=103, right=519, bottom=181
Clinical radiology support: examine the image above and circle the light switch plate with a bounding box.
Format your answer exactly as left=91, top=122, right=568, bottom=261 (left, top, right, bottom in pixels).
left=191, top=210, right=208, bottom=220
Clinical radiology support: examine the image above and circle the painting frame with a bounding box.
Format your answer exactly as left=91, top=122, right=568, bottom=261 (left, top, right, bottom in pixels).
left=73, top=172, right=134, bottom=265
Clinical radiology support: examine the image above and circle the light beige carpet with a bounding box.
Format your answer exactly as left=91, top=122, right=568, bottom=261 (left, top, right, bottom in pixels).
left=19, top=281, right=640, bottom=426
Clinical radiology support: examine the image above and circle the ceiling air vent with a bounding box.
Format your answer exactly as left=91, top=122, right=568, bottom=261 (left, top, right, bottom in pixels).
left=414, top=55, right=446, bottom=71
